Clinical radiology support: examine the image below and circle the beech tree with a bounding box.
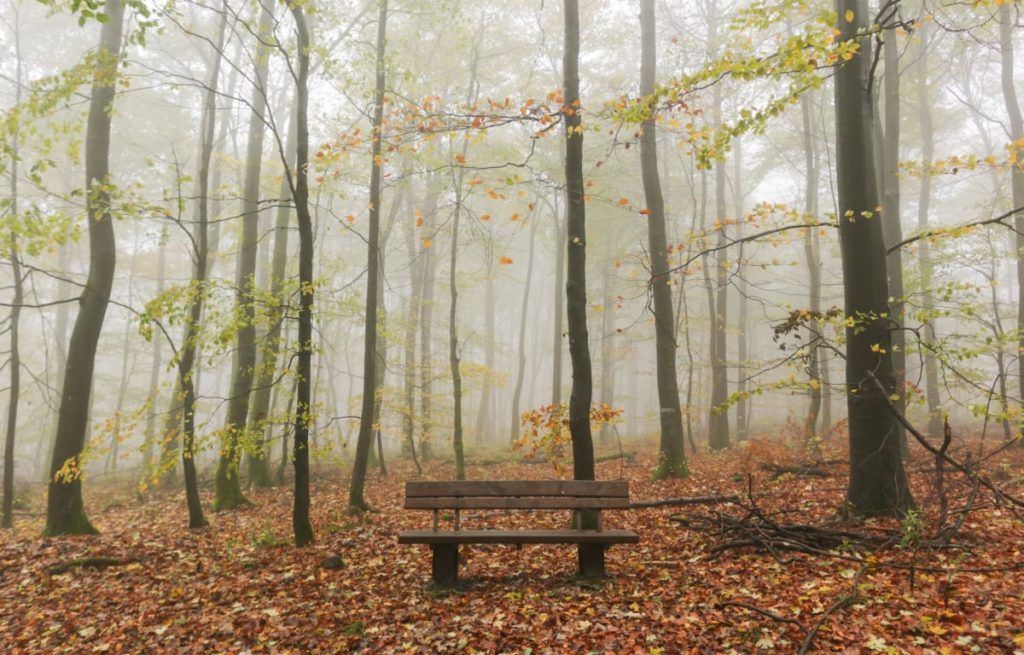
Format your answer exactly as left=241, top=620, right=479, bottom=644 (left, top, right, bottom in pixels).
left=44, top=0, right=125, bottom=536
left=834, top=0, right=912, bottom=515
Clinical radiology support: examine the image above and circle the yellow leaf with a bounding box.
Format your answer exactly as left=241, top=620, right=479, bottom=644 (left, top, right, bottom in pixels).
left=422, top=239, right=432, bottom=249
left=844, top=9, right=854, bottom=22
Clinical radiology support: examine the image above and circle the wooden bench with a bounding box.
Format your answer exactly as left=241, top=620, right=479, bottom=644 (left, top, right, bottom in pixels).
left=397, top=480, right=639, bottom=585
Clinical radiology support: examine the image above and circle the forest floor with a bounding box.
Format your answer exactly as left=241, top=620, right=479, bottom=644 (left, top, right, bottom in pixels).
left=2, top=436, right=1024, bottom=654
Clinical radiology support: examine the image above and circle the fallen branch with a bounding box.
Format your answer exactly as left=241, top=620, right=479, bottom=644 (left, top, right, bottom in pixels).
left=717, top=600, right=808, bottom=635
left=632, top=494, right=746, bottom=509
left=798, top=563, right=869, bottom=654
left=49, top=556, right=134, bottom=575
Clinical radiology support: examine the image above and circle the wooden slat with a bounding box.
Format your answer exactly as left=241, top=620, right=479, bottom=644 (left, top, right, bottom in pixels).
left=397, top=529, right=639, bottom=545
left=405, top=480, right=628, bottom=498
left=405, top=496, right=631, bottom=510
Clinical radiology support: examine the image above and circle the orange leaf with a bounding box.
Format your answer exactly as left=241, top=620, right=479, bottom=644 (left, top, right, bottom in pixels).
left=416, top=217, right=424, bottom=227
left=480, top=214, right=491, bottom=221
left=499, top=255, right=514, bottom=265
left=346, top=214, right=355, bottom=223
left=422, top=238, right=433, bottom=249
left=617, top=198, right=629, bottom=206
left=455, top=154, right=466, bottom=164
left=639, top=208, right=652, bottom=215
left=510, top=213, right=520, bottom=221
left=471, top=116, right=482, bottom=128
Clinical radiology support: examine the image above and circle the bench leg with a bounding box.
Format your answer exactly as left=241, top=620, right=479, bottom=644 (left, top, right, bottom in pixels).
left=578, top=544, right=605, bottom=579
left=431, top=544, right=459, bottom=586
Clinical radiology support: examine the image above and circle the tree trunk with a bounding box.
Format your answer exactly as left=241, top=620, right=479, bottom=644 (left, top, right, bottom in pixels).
left=511, top=211, right=540, bottom=445
left=287, top=2, right=314, bottom=545
left=419, top=186, right=438, bottom=461
left=733, top=138, right=749, bottom=441
left=552, top=196, right=567, bottom=406
left=563, top=0, right=601, bottom=577
left=474, top=266, right=495, bottom=442
left=912, top=26, right=942, bottom=437
left=598, top=263, right=615, bottom=444
left=879, top=28, right=907, bottom=457
left=44, top=0, right=125, bottom=536
left=402, top=195, right=423, bottom=476
left=348, top=0, right=389, bottom=512
left=835, top=0, right=912, bottom=516
left=247, top=95, right=298, bottom=489
left=3, top=17, right=24, bottom=528
left=801, top=92, right=823, bottom=451
left=641, top=0, right=688, bottom=478
left=707, top=82, right=731, bottom=452
left=215, top=0, right=274, bottom=511
left=141, top=229, right=166, bottom=478
left=998, top=4, right=1024, bottom=410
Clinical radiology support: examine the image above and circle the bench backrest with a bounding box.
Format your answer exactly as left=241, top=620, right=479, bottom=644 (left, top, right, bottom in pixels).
left=404, top=480, right=630, bottom=510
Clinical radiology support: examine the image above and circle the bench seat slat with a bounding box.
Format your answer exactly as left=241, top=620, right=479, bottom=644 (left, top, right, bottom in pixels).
left=397, top=529, right=639, bottom=545
left=404, top=496, right=631, bottom=510
left=405, top=480, right=628, bottom=498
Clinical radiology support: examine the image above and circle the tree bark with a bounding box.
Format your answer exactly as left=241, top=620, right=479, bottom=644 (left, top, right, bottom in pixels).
left=215, top=0, right=275, bottom=511
left=348, top=0, right=389, bottom=512
left=563, top=0, right=601, bottom=577
left=878, top=28, right=907, bottom=457
left=915, top=25, right=942, bottom=438
left=141, top=228, right=165, bottom=477
left=641, top=0, right=687, bottom=478
left=511, top=211, right=540, bottom=445
left=288, top=2, right=314, bottom=545
left=801, top=91, right=824, bottom=451
left=419, top=186, right=438, bottom=461
left=998, top=4, right=1024, bottom=411
left=835, top=0, right=912, bottom=516
left=247, top=95, right=298, bottom=489
left=44, top=0, right=125, bottom=536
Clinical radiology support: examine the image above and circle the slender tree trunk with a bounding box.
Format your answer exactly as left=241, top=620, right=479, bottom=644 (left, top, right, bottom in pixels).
left=563, top=0, right=601, bottom=578
left=44, top=0, right=125, bottom=536
left=835, top=0, right=912, bottom=516
left=419, top=187, right=438, bottom=461
left=3, top=17, right=24, bottom=528
left=915, top=26, right=942, bottom=437
left=348, top=0, right=389, bottom=512
left=474, top=266, right=495, bottom=442
left=287, top=2, right=314, bottom=544
left=598, top=263, right=614, bottom=443
left=247, top=96, right=298, bottom=489
left=998, top=4, right=1024, bottom=409
left=733, top=138, right=749, bottom=442
left=216, top=0, right=274, bottom=511
left=511, top=213, right=540, bottom=444
left=402, top=200, right=423, bottom=475
left=141, top=229, right=165, bottom=477
left=177, top=5, right=228, bottom=529
left=641, top=0, right=687, bottom=478
left=801, top=92, right=823, bottom=450
left=708, top=84, right=731, bottom=451
left=879, top=28, right=907, bottom=457
left=3, top=235, right=22, bottom=529
left=552, top=198, right=567, bottom=406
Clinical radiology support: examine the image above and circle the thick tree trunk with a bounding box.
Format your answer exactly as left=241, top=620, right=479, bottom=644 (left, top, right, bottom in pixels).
left=348, top=0, right=389, bottom=511
left=215, top=0, right=275, bottom=511
left=45, top=0, right=125, bottom=536
left=563, top=0, right=601, bottom=577
left=641, top=0, right=687, bottom=478
left=835, top=0, right=912, bottom=516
